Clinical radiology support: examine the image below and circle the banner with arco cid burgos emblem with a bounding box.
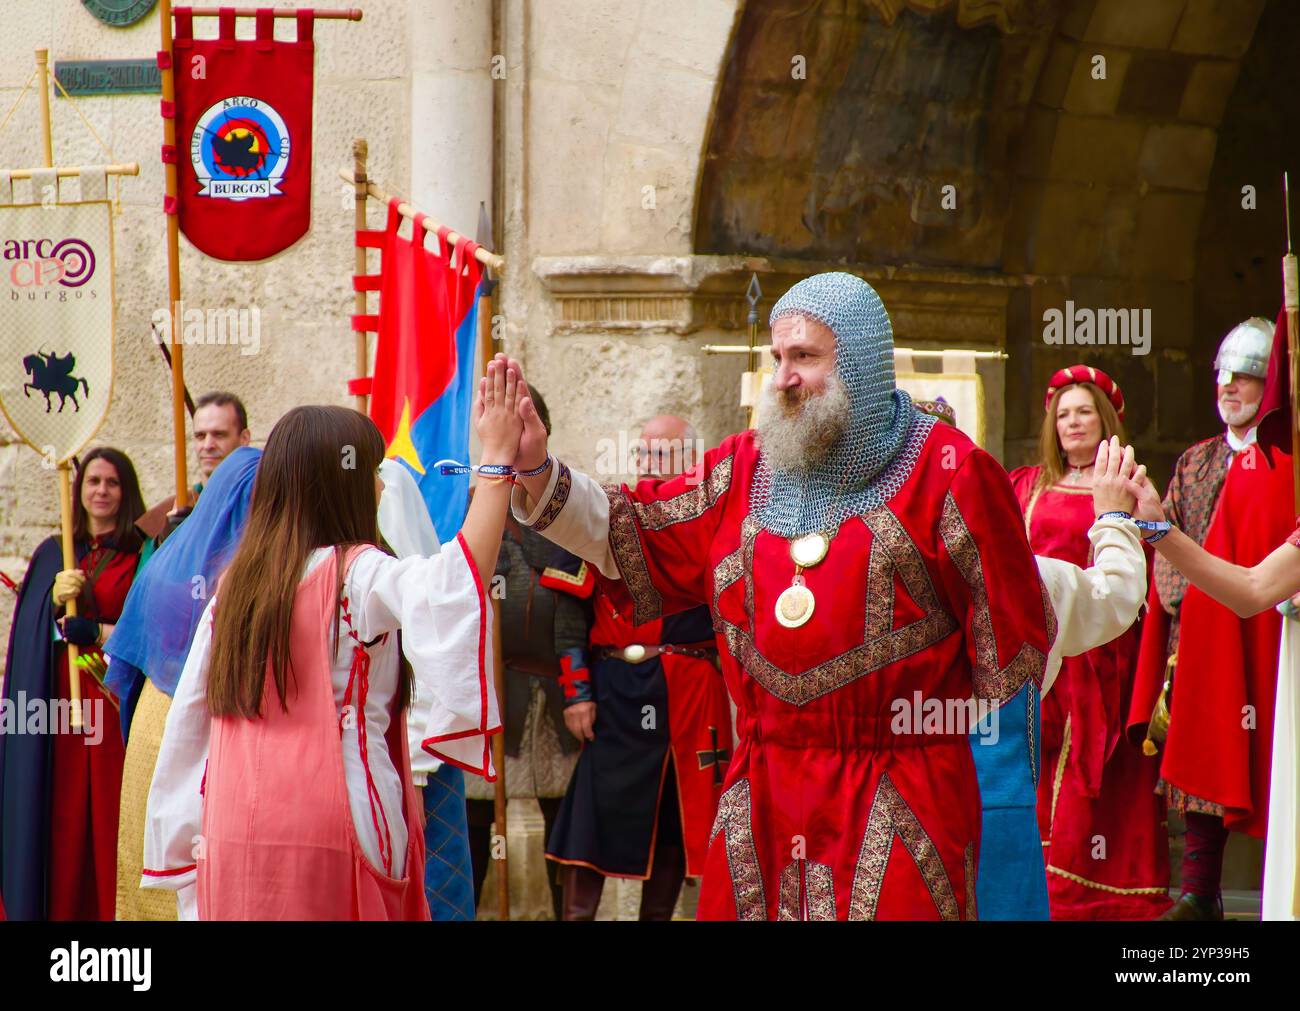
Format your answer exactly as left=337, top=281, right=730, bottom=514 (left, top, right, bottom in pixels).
left=0, top=175, right=115, bottom=465
left=171, top=8, right=317, bottom=262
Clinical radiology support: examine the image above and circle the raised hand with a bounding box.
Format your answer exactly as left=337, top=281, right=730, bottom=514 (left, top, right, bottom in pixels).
left=492, top=352, right=548, bottom=473
left=1091, top=436, right=1137, bottom=518
left=474, top=357, right=524, bottom=466
left=1126, top=471, right=1166, bottom=524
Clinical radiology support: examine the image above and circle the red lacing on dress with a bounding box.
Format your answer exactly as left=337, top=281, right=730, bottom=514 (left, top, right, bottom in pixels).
left=337, top=595, right=394, bottom=877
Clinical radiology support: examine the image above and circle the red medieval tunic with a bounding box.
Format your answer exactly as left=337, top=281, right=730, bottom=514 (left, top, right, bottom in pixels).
left=1142, top=429, right=1295, bottom=837
left=516, top=423, right=1053, bottom=920
left=1010, top=467, right=1170, bottom=919
left=49, top=538, right=137, bottom=920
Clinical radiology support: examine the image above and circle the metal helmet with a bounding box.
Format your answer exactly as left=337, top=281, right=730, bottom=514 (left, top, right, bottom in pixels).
left=1214, top=317, right=1273, bottom=385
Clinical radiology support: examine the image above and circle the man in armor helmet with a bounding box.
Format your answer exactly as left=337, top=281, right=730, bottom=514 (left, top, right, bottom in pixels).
left=1129, top=316, right=1275, bottom=921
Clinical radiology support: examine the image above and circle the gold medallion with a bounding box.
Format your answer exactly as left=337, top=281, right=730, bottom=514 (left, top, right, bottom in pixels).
left=775, top=582, right=815, bottom=629
left=790, top=532, right=830, bottom=568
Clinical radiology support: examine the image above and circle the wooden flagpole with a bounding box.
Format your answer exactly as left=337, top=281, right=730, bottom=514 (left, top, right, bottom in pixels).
left=34, top=47, right=83, bottom=730
left=475, top=202, right=509, bottom=921
left=183, top=6, right=361, bottom=17
left=1283, top=173, right=1300, bottom=507
left=339, top=168, right=505, bottom=272
left=159, top=0, right=189, bottom=512
left=352, top=139, right=370, bottom=414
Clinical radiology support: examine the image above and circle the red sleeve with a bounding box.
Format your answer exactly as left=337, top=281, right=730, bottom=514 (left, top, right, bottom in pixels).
left=937, top=449, right=1054, bottom=703
left=599, top=437, right=740, bottom=626
left=1007, top=464, right=1039, bottom=513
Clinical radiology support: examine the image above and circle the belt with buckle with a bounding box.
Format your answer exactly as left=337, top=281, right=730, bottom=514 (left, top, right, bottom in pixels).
left=597, top=642, right=717, bottom=663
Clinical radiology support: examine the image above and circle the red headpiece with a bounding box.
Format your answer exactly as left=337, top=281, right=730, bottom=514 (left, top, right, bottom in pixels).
left=1044, top=364, right=1125, bottom=421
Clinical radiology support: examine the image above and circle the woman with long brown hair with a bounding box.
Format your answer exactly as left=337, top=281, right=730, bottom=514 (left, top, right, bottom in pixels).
left=141, top=361, right=524, bottom=920
left=1009, top=365, right=1171, bottom=919
left=0, top=447, right=145, bottom=920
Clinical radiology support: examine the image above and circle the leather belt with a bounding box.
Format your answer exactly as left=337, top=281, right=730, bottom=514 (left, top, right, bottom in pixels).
left=596, top=642, right=717, bottom=663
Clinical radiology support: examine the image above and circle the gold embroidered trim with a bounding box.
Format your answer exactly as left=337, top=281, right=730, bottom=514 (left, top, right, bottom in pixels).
left=964, top=842, right=977, bottom=921
left=540, top=561, right=589, bottom=587
left=606, top=487, right=662, bottom=626
left=533, top=461, right=572, bottom=533
left=805, top=861, right=837, bottom=921
left=848, top=773, right=960, bottom=921
left=742, top=513, right=759, bottom=621
left=709, top=779, right=767, bottom=920
left=777, top=864, right=800, bottom=921
left=1045, top=864, right=1171, bottom=896
left=632, top=454, right=734, bottom=531
left=776, top=861, right=839, bottom=921
left=720, top=612, right=956, bottom=708
left=711, top=546, right=743, bottom=623
left=939, top=492, right=1045, bottom=702
left=715, top=510, right=956, bottom=708
left=1048, top=714, right=1071, bottom=838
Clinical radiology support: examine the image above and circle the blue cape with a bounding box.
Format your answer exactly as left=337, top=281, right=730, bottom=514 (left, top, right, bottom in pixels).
left=105, top=447, right=261, bottom=739
left=0, top=536, right=62, bottom=920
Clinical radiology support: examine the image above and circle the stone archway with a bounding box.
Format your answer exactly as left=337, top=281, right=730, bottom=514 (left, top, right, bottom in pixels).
left=691, top=0, right=1287, bottom=482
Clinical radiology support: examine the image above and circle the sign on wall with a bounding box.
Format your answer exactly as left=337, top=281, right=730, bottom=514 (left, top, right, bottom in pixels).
left=82, top=0, right=159, bottom=28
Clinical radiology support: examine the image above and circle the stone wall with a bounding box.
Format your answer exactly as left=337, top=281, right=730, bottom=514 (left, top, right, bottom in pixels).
left=0, top=0, right=452, bottom=664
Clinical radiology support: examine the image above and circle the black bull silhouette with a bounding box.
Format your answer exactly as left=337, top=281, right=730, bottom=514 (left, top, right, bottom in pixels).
left=22, top=350, right=90, bottom=413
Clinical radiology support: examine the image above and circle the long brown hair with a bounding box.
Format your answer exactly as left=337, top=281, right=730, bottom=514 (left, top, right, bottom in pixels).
left=1034, top=382, right=1126, bottom=494
left=207, top=406, right=391, bottom=718
left=73, top=447, right=145, bottom=554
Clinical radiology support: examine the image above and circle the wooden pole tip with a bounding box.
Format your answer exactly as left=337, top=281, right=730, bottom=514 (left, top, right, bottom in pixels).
left=35, top=48, right=48, bottom=62
left=353, top=138, right=368, bottom=159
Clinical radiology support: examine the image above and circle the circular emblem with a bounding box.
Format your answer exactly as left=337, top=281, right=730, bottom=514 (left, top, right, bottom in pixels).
left=790, top=532, right=830, bottom=568
left=190, top=97, right=291, bottom=203
left=82, top=0, right=158, bottom=28
left=49, top=239, right=96, bottom=288
left=775, top=583, right=815, bottom=629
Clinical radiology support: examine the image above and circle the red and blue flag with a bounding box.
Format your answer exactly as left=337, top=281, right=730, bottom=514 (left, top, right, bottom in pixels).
left=368, top=203, right=485, bottom=541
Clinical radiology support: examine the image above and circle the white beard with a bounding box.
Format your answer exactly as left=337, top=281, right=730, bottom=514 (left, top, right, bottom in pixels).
left=1218, top=398, right=1259, bottom=429
left=755, top=373, right=851, bottom=474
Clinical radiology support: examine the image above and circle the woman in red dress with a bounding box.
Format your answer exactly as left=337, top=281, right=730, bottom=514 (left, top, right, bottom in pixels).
left=1010, top=366, right=1171, bottom=919
left=1, top=448, right=144, bottom=920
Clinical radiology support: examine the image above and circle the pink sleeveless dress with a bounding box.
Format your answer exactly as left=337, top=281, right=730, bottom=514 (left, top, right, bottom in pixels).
left=197, top=546, right=429, bottom=920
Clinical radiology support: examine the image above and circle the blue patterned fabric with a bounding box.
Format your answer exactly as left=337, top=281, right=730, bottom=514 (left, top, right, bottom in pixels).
left=422, top=764, right=475, bottom=920
left=970, top=680, right=1049, bottom=920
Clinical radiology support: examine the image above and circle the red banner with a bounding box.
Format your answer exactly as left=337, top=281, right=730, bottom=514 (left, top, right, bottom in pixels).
left=170, top=7, right=316, bottom=261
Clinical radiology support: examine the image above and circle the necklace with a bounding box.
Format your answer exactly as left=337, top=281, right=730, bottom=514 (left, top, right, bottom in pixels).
left=774, top=466, right=854, bottom=630
left=1061, top=460, right=1092, bottom=487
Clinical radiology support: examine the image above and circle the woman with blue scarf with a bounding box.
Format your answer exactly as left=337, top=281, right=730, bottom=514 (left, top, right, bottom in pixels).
left=106, top=447, right=261, bottom=921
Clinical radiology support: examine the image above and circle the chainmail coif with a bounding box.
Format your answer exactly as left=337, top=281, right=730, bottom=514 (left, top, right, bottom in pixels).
left=752, top=271, right=935, bottom=538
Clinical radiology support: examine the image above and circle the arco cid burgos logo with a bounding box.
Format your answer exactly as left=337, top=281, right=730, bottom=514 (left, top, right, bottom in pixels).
left=190, top=96, right=291, bottom=202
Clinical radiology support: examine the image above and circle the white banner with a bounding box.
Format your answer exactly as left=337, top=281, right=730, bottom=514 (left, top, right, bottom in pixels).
left=0, top=197, right=115, bottom=463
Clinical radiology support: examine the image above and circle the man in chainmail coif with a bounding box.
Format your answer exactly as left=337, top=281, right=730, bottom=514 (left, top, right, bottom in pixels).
left=505, top=271, right=1056, bottom=921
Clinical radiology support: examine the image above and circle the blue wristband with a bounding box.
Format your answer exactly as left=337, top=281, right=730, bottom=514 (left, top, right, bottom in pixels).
left=434, top=459, right=515, bottom=478
left=1098, top=511, right=1133, bottom=522
left=518, top=454, right=552, bottom=478
left=1132, top=518, right=1172, bottom=542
